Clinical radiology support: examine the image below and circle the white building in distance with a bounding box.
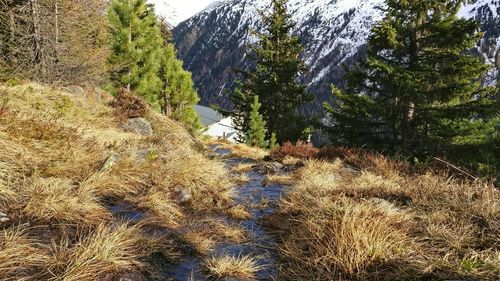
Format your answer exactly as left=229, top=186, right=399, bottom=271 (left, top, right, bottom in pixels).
left=195, top=105, right=238, bottom=142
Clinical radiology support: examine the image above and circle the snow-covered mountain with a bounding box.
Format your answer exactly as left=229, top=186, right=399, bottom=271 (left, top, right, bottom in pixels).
left=172, top=0, right=500, bottom=109
left=150, top=0, right=182, bottom=26
left=150, top=0, right=217, bottom=27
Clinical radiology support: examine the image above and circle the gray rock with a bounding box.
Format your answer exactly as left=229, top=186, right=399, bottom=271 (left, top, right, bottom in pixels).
left=342, top=164, right=360, bottom=174
left=174, top=187, right=193, bottom=204
left=100, top=153, right=120, bottom=172
left=260, top=162, right=285, bottom=174
left=62, top=85, right=85, bottom=98
left=124, top=118, right=153, bottom=136
left=136, top=148, right=157, bottom=162
left=0, top=212, right=9, bottom=223
left=368, top=198, right=401, bottom=214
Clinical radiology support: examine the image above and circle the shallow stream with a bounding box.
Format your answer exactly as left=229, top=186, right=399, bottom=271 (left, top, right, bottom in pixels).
left=108, top=145, right=287, bottom=280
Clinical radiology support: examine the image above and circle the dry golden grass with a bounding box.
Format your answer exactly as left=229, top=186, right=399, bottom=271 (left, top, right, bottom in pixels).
left=206, top=139, right=268, bottom=160
left=46, top=224, right=146, bottom=281
left=234, top=173, right=251, bottom=184
left=226, top=205, right=252, bottom=220
left=0, top=226, right=47, bottom=281
left=233, top=163, right=255, bottom=173
left=134, top=186, right=184, bottom=228
left=281, top=156, right=302, bottom=166
left=203, top=254, right=263, bottom=279
left=22, top=177, right=111, bottom=224
left=182, top=231, right=218, bottom=255
left=271, top=157, right=500, bottom=280
left=0, top=83, right=237, bottom=280
left=263, top=173, right=294, bottom=185
left=181, top=219, right=247, bottom=255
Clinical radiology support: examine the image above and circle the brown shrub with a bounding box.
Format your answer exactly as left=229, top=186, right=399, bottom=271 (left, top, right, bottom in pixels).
left=317, top=146, right=409, bottom=175
left=110, top=88, right=147, bottom=119
left=271, top=141, right=319, bottom=160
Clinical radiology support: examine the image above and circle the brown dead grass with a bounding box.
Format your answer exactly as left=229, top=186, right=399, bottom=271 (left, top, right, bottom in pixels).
left=181, top=218, right=247, bottom=255
left=272, top=156, right=500, bottom=280
left=271, top=141, right=319, bottom=160
left=226, top=205, right=252, bottom=220
left=0, top=83, right=236, bottom=280
left=0, top=226, right=47, bottom=280
left=233, top=163, right=255, bottom=173
left=203, top=254, right=263, bottom=279
left=206, top=139, right=268, bottom=160
left=46, top=224, right=146, bottom=281
left=263, top=174, right=294, bottom=185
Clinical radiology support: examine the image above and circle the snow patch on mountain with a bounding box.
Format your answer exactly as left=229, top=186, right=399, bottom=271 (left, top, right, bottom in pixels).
left=150, top=0, right=217, bottom=26
left=173, top=0, right=500, bottom=108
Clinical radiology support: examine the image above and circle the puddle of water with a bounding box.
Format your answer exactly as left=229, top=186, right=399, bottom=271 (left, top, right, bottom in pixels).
left=107, top=201, right=145, bottom=222
left=172, top=259, right=207, bottom=281
left=207, top=144, right=232, bottom=158
left=144, top=146, right=287, bottom=281
left=212, top=169, right=284, bottom=280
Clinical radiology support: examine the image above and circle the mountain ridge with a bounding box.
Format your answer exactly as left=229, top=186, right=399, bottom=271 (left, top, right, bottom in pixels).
left=173, top=0, right=500, bottom=110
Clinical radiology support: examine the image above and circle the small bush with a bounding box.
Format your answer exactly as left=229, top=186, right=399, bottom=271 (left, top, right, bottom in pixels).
left=271, top=141, right=319, bottom=160
left=110, top=88, right=147, bottom=119
left=204, top=254, right=263, bottom=279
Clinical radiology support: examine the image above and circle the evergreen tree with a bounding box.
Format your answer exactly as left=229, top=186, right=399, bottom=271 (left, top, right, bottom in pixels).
left=108, top=0, right=163, bottom=105
left=161, top=43, right=202, bottom=130
left=325, top=0, right=496, bottom=160
left=270, top=132, right=278, bottom=150
left=228, top=0, right=312, bottom=144
left=246, top=95, right=268, bottom=148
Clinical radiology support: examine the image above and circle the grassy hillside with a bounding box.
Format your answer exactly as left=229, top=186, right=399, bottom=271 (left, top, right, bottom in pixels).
left=0, top=83, right=498, bottom=281
left=268, top=146, right=500, bottom=280
left=0, top=83, right=235, bottom=280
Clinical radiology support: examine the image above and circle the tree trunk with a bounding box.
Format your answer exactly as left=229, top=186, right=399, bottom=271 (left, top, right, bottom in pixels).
left=8, top=7, right=16, bottom=63
left=54, top=0, right=59, bottom=61
left=30, top=0, right=46, bottom=80
left=127, top=0, right=132, bottom=91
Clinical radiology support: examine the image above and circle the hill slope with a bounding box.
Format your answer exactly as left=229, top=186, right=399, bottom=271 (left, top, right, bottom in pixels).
left=173, top=0, right=500, bottom=110
left=0, top=83, right=235, bottom=280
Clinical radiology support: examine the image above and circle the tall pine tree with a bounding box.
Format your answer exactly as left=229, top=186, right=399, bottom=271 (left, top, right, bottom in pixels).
left=228, top=0, right=312, bottom=144
left=325, top=0, right=496, bottom=162
left=108, top=0, right=163, bottom=105
left=161, top=43, right=202, bottom=130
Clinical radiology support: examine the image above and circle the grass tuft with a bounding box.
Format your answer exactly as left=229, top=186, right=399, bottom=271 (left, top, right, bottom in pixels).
left=204, top=254, right=263, bottom=279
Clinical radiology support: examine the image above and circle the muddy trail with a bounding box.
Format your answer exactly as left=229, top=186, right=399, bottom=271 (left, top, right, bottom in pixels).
left=109, top=145, right=288, bottom=280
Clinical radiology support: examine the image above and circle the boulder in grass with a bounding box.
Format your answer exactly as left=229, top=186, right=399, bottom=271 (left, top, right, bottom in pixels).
left=100, top=153, right=120, bottom=172
left=124, top=117, right=153, bottom=136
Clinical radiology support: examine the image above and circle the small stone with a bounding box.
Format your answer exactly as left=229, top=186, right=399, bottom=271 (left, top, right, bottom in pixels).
left=0, top=212, right=9, bottom=223
left=136, top=148, right=157, bottom=162
left=368, top=198, right=401, bottom=214
left=258, top=162, right=284, bottom=174
left=124, top=118, right=153, bottom=136
left=62, top=85, right=85, bottom=98
left=174, top=187, right=193, bottom=204
left=100, top=153, right=120, bottom=172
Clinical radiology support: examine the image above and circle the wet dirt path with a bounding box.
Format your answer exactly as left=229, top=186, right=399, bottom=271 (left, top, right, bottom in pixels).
left=107, top=145, right=286, bottom=280
left=168, top=145, right=286, bottom=280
